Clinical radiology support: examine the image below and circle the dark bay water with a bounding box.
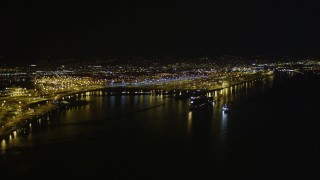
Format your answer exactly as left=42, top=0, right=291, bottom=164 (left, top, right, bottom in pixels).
left=1, top=72, right=319, bottom=179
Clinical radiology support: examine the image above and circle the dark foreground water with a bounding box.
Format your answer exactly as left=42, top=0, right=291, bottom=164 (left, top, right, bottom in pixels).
left=0, top=72, right=319, bottom=179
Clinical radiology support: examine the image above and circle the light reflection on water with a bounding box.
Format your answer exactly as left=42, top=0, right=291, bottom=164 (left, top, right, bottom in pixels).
left=1, top=139, right=6, bottom=153
left=219, top=110, right=229, bottom=159
left=0, top=75, right=278, bottom=155
left=187, top=111, right=192, bottom=133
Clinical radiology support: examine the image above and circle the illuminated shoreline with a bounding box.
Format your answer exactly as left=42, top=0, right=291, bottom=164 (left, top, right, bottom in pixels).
left=0, top=85, right=107, bottom=138
left=0, top=73, right=275, bottom=140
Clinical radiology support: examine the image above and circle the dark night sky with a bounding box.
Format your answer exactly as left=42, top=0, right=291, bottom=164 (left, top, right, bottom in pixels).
left=1, top=0, right=320, bottom=62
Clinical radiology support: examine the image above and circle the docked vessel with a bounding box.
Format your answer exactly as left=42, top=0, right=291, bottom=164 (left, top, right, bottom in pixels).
left=189, top=96, right=213, bottom=110
left=222, top=104, right=230, bottom=112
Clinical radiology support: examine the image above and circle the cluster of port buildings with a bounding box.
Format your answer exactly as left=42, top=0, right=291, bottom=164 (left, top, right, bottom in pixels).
left=1, top=56, right=319, bottom=94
